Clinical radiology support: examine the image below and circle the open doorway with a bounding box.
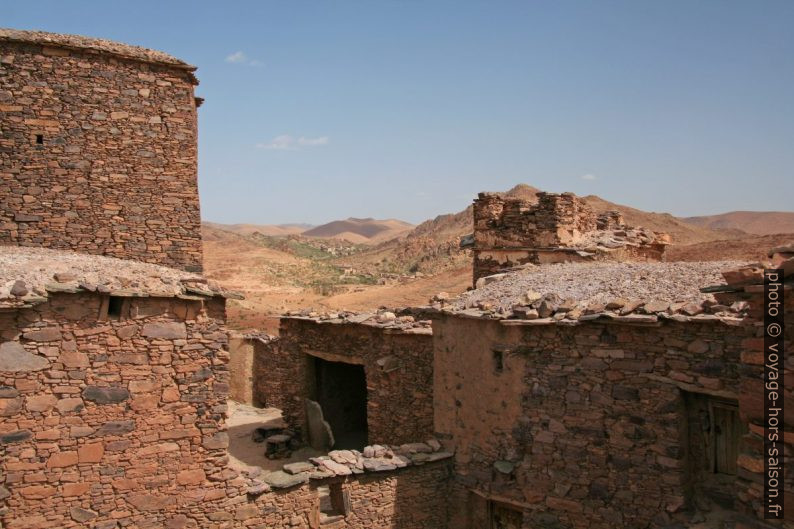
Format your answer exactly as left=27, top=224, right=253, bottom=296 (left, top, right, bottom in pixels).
left=313, top=356, right=368, bottom=449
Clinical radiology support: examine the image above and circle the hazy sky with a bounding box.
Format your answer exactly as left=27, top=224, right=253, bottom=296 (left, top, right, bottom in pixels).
left=5, top=1, right=793, bottom=225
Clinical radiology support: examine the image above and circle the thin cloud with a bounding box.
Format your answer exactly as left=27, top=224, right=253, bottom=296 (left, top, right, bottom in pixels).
left=225, top=51, right=262, bottom=66
left=256, top=135, right=329, bottom=150
left=581, top=173, right=597, bottom=181
left=225, top=51, right=247, bottom=63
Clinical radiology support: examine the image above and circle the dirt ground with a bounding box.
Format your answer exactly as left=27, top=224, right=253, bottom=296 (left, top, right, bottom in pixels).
left=226, top=401, right=322, bottom=473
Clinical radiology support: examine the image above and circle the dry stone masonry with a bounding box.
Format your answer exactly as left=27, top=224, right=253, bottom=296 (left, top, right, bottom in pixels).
left=0, top=29, right=203, bottom=272
left=252, top=312, right=435, bottom=447
left=2, top=27, right=792, bottom=529
left=472, top=191, right=669, bottom=283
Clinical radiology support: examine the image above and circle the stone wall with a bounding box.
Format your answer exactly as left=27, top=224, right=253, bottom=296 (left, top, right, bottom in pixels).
left=0, top=292, right=229, bottom=528
left=253, top=318, right=435, bottom=446
left=433, top=313, right=757, bottom=528
left=713, top=265, right=794, bottom=529
left=473, top=192, right=597, bottom=250
left=195, top=459, right=451, bottom=529
left=228, top=333, right=256, bottom=405
left=0, top=36, right=203, bottom=272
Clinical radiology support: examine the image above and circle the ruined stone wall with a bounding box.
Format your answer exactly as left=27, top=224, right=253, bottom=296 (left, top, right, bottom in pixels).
left=0, top=293, right=229, bottom=528
left=0, top=40, right=203, bottom=271
left=254, top=319, right=435, bottom=445
left=473, top=192, right=597, bottom=250
left=433, top=314, right=753, bottom=529
left=471, top=192, right=666, bottom=283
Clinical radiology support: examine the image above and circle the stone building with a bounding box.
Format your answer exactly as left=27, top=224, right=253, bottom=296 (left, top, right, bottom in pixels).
left=252, top=314, right=435, bottom=449
left=0, top=30, right=453, bottom=529
left=432, top=257, right=793, bottom=529
left=471, top=191, right=669, bottom=283
left=0, top=29, right=203, bottom=272
left=0, top=247, right=233, bottom=528
left=0, top=247, right=453, bottom=529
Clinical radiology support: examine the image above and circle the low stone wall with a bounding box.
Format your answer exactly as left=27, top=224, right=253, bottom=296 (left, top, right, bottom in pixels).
left=0, top=292, right=229, bottom=528
left=198, top=458, right=452, bottom=529
left=434, top=312, right=755, bottom=528
left=253, top=317, right=435, bottom=446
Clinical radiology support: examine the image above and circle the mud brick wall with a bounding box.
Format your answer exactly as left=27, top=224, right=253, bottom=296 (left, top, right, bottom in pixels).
left=0, top=40, right=203, bottom=271
left=0, top=292, right=229, bottom=529
left=433, top=314, right=754, bottom=529
left=194, top=461, right=451, bottom=529
left=254, top=318, right=435, bottom=445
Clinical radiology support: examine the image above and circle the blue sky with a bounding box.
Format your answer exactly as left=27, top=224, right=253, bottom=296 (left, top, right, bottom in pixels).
left=5, top=1, right=793, bottom=225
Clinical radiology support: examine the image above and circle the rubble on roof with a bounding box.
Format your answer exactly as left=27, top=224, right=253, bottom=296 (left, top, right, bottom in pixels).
left=0, top=246, right=242, bottom=309
left=243, top=441, right=452, bottom=494
left=433, top=260, right=778, bottom=324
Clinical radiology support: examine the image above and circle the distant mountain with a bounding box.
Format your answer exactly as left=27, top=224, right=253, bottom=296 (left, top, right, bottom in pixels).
left=302, top=218, right=414, bottom=244
left=203, top=222, right=312, bottom=237
left=682, top=211, right=794, bottom=235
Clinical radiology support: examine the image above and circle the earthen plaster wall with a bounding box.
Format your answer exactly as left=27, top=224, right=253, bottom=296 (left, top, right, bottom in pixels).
left=433, top=313, right=764, bottom=529
left=0, top=39, right=203, bottom=271
left=253, top=318, right=435, bottom=445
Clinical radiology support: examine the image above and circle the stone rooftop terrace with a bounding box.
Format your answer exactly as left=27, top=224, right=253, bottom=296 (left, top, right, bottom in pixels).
left=0, top=27, right=196, bottom=71
left=0, top=246, right=239, bottom=309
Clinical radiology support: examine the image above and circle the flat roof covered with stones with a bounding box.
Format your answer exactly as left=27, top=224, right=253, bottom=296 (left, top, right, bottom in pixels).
left=445, top=260, right=752, bottom=323
left=0, top=246, right=240, bottom=309
left=282, top=309, right=432, bottom=334
left=0, top=27, right=196, bottom=72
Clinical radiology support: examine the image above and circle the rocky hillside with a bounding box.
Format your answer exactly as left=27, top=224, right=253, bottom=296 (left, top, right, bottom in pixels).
left=682, top=211, right=794, bottom=235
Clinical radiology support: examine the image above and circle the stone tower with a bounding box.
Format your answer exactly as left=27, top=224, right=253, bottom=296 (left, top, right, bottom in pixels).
left=0, top=29, right=203, bottom=272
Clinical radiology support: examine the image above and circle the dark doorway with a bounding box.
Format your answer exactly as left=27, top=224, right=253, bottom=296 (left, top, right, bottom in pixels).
left=313, top=357, right=368, bottom=449
left=489, top=501, right=523, bottom=529
left=682, top=391, right=746, bottom=509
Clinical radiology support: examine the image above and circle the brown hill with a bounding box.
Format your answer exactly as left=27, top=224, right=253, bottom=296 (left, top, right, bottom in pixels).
left=203, top=222, right=310, bottom=237
left=665, top=234, right=793, bottom=262
left=302, top=218, right=414, bottom=244
left=682, top=211, right=794, bottom=235
left=580, top=195, right=739, bottom=245
left=336, top=185, right=542, bottom=275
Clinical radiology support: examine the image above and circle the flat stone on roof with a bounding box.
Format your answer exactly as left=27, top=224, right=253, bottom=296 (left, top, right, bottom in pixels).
left=0, top=246, right=239, bottom=308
